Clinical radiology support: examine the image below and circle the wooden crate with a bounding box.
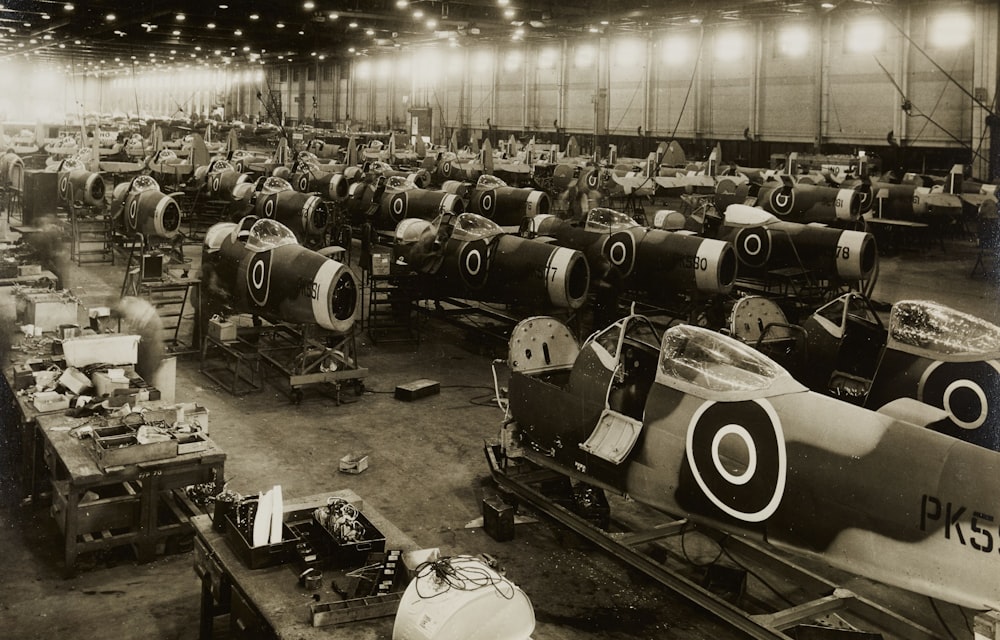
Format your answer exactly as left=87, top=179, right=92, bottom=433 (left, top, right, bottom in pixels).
left=51, top=480, right=140, bottom=537
left=90, top=426, right=177, bottom=470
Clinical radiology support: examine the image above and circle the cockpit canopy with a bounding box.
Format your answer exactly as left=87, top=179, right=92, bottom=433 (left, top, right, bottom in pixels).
left=658, top=324, right=802, bottom=397
left=386, top=175, right=416, bottom=191
left=244, top=218, right=299, bottom=253
left=889, top=300, right=1000, bottom=357
left=260, top=176, right=294, bottom=195
left=130, top=175, right=161, bottom=194
left=59, top=158, right=86, bottom=172
left=209, top=160, right=236, bottom=173
left=443, top=212, right=503, bottom=242
left=476, top=175, right=508, bottom=189
left=585, top=207, right=640, bottom=233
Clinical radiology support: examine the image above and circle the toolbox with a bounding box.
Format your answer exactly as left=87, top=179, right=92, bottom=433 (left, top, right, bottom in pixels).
left=89, top=424, right=178, bottom=469
left=224, top=502, right=300, bottom=570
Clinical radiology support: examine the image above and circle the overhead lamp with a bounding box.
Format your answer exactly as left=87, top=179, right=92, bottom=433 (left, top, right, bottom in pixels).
left=498, top=0, right=509, bottom=5
left=41, top=13, right=50, bottom=20
left=234, top=29, right=242, bottom=36
left=504, top=9, right=515, bottom=18
left=105, top=13, right=116, bottom=22
left=396, top=0, right=408, bottom=7
left=366, top=28, right=375, bottom=35
left=426, top=19, right=437, bottom=29
left=349, top=21, right=358, bottom=28
left=298, top=30, right=304, bottom=35
left=172, top=29, right=180, bottom=35
left=304, top=1, right=315, bottom=8
left=329, top=12, right=339, bottom=19
left=219, top=4, right=229, bottom=8
left=175, top=13, right=185, bottom=21
left=207, top=22, right=216, bottom=29
left=63, top=3, right=74, bottom=10
left=689, top=16, right=702, bottom=24
left=276, top=22, right=285, bottom=28
left=821, top=2, right=835, bottom=8
left=588, top=26, right=599, bottom=33
left=413, top=10, right=424, bottom=19
left=250, top=13, right=260, bottom=20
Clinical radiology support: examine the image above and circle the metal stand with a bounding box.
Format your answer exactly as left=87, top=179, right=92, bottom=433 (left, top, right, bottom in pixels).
left=255, top=323, right=368, bottom=405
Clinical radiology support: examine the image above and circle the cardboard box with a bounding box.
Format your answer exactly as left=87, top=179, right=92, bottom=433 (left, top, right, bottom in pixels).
left=175, top=432, right=211, bottom=455
left=33, top=391, right=70, bottom=413
left=339, top=453, right=369, bottom=474
left=63, top=334, right=139, bottom=368
left=58, top=367, right=93, bottom=395
left=24, top=294, right=79, bottom=332
left=92, top=371, right=131, bottom=397
left=207, top=318, right=237, bottom=342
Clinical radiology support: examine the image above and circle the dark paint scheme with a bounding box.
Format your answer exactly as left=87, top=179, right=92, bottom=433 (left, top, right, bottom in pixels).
left=506, top=316, right=1000, bottom=610
left=201, top=217, right=358, bottom=333
left=391, top=212, right=590, bottom=311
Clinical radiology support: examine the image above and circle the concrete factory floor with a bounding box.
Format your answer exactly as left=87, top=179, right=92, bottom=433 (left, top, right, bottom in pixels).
left=0, top=224, right=997, bottom=640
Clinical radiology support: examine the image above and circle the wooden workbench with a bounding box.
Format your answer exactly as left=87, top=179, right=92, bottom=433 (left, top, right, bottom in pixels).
left=192, top=490, right=419, bottom=640
left=36, top=411, right=225, bottom=574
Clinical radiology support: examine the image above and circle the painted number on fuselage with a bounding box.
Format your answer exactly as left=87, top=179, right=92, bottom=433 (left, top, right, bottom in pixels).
left=921, top=495, right=996, bottom=553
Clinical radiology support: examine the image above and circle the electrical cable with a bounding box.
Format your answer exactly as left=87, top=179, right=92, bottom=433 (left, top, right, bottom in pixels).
left=928, top=597, right=961, bottom=640
left=412, top=556, right=515, bottom=601
left=667, top=27, right=705, bottom=143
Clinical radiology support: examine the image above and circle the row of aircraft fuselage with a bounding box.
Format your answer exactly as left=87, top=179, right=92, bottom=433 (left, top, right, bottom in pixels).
left=23, top=140, right=1000, bottom=614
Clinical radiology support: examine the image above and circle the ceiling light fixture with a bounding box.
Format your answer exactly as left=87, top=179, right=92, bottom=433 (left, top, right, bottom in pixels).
left=349, top=21, right=358, bottom=28
left=234, top=29, right=242, bottom=36
left=276, top=22, right=285, bottom=28
left=175, top=13, right=185, bottom=21
left=328, top=12, right=339, bottom=19
left=250, top=13, right=260, bottom=20
left=105, top=13, right=116, bottom=21
left=63, top=3, right=74, bottom=10
left=207, top=22, right=216, bottom=29
left=413, top=10, right=424, bottom=19
left=303, top=1, right=315, bottom=8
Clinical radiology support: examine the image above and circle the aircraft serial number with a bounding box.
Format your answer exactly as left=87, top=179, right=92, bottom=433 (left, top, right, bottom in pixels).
left=921, top=495, right=996, bottom=552
left=680, top=256, right=709, bottom=271
left=301, top=281, right=320, bottom=300
left=836, top=246, right=851, bottom=260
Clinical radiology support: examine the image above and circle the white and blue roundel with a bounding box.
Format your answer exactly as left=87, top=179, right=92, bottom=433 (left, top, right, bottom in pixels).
left=478, top=190, right=495, bottom=216
left=767, top=186, right=795, bottom=216
left=458, top=239, right=491, bottom=289
left=127, top=198, right=139, bottom=232
left=920, top=360, right=1000, bottom=433
left=389, top=193, right=407, bottom=221
left=604, top=231, right=636, bottom=276
left=686, top=398, right=786, bottom=523
left=246, top=251, right=274, bottom=307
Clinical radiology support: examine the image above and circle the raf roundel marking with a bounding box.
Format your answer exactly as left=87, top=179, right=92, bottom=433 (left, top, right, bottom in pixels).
left=128, top=199, right=139, bottom=230
left=686, top=399, right=786, bottom=523
left=736, top=228, right=770, bottom=268
left=712, top=425, right=757, bottom=486
left=212, top=176, right=222, bottom=194
left=943, top=380, right=989, bottom=430
left=458, top=239, right=490, bottom=289
left=390, top=193, right=406, bottom=221
left=920, top=361, right=1000, bottom=432
left=264, top=198, right=275, bottom=218
left=298, top=175, right=309, bottom=192
left=479, top=192, right=494, bottom=215
left=609, top=241, right=628, bottom=266
left=586, top=171, right=599, bottom=190
left=59, top=175, right=69, bottom=199
left=770, top=188, right=794, bottom=216
left=465, top=249, right=482, bottom=276
left=246, top=251, right=273, bottom=307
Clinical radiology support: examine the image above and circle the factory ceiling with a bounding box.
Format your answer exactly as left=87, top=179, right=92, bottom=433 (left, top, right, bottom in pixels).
left=1, top=0, right=895, bottom=71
